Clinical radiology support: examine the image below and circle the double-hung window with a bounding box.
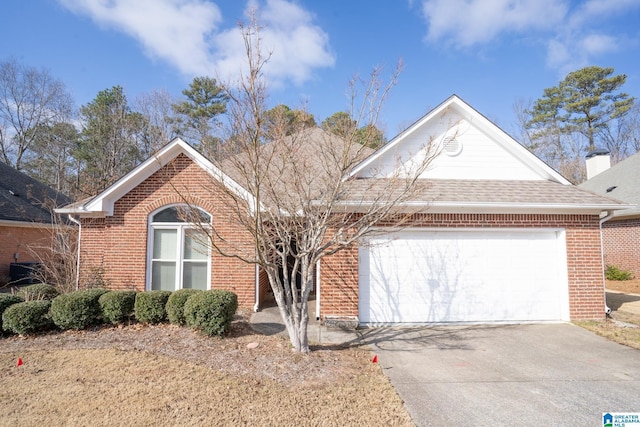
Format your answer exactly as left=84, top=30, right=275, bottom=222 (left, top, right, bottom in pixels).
left=147, top=205, right=211, bottom=291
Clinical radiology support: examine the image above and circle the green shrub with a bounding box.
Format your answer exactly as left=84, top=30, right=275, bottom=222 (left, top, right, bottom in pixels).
left=99, top=291, right=137, bottom=324
left=0, top=294, right=24, bottom=318
left=166, top=289, right=203, bottom=326
left=51, top=289, right=109, bottom=330
left=0, top=294, right=25, bottom=334
left=184, top=290, right=238, bottom=336
left=605, top=265, right=634, bottom=281
left=134, top=291, right=171, bottom=324
left=2, top=300, right=53, bottom=335
left=17, top=283, right=60, bottom=301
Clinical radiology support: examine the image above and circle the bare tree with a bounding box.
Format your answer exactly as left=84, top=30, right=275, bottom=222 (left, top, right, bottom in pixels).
left=27, top=213, right=79, bottom=294
left=0, top=59, right=74, bottom=170
left=135, top=88, right=181, bottom=152
left=176, top=17, right=438, bottom=352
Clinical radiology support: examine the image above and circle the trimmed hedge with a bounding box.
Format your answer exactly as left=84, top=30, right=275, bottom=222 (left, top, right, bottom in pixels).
left=2, top=300, right=53, bottom=335
left=17, top=283, right=60, bottom=301
left=134, top=291, right=172, bottom=324
left=0, top=294, right=24, bottom=319
left=166, top=289, right=202, bottom=326
left=51, top=289, right=110, bottom=330
left=99, top=291, right=137, bottom=324
left=184, top=290, right=238, bottom=336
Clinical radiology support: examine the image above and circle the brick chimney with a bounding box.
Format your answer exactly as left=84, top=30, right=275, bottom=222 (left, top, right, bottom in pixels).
left=585, top=148, right=611, bottom=180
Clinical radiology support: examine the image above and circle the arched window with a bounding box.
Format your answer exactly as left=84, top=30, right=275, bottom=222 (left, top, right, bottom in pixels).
left=147, top=205, right=212, bottom=291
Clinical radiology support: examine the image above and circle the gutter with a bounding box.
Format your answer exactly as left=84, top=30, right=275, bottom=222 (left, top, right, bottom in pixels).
left=331, top=200, right=630, bottom=212
left=67, top=215, right=82, bottom=291
left=599, top=210, right=616, bottom=316
left=254, top=263, right=260, bottom=312
left=315, top=259, right=321, bottom=321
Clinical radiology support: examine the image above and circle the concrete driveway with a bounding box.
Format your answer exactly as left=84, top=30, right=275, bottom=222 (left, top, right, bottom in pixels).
left=360, top=324, right=640, bottom=426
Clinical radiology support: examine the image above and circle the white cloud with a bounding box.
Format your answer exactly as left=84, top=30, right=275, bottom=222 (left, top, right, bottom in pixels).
left=211, top=0, right=335, bottom=86
left=58, top=0, right=335, bottom=86
left=572, top=0, right=640, bottom=26
left=419, top=0, right=640, bottom=73
left=59, top=0, right=223, bottom=76
left=421, top=0, right=568, bottom=48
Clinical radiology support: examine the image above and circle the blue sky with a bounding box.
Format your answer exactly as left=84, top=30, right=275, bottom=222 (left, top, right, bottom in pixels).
left=2, top=0, right=640, bottom=139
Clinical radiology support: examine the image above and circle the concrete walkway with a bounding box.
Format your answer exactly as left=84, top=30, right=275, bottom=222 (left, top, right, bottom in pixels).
left=250, top=292, right=640, bottom=345
left=249, top=298, right=362, bottom=346
left=607, top=290, right=640, bottom=317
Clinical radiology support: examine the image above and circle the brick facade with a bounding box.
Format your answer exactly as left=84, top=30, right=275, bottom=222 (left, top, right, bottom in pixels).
left=602, top=218, right=640, bottom=277
left=76, top=153, right=608, bottom=321
left=320, top=213, right=606, bottom=321
left=78, top=154, right=256, bottom=306
left=0, top=224, right=51, bottom=281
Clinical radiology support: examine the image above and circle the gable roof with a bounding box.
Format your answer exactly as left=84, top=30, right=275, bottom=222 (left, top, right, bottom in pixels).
left=340, top=95, right=626, bottom=214
left=579, top=151, right=640, bottom=219
left=340, top=178, right=624, bottom=214
left=0, top=162, right=72, bottom=225
left=349, top=95, right=571, bottom=184
left=221, top=127, right=373, bottom=207
left=56, top=138, right=256, bottom=217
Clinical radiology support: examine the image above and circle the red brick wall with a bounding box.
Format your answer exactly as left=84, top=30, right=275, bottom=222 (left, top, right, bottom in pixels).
left=78, top=154, right=256, bottom=306
left=0, top=225, right=51, bottom=281
left=602, top=218, right=640, bottom=277
left=320, top=213, right=605, bottom=321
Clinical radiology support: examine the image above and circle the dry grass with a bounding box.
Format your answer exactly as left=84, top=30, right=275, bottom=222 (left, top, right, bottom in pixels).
left=0, top=320, right=413, bottom=427
left=575, top=279, right=640, bottom=350
left=576, top=319, right=640, bottom=350
left=606, top=278, right=640, bottom=294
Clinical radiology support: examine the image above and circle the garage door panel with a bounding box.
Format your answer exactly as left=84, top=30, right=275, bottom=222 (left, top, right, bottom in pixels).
left=359, top=230, right=568, bottom=323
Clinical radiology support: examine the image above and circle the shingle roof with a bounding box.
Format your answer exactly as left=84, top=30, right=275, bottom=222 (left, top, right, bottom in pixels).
left=340, top=178, right=624, bottom=212
left=579, top=152, right=640, bottom=218
left=0, top=162, right=72, bottom=223
left=221, top=127, right=373, bottom=206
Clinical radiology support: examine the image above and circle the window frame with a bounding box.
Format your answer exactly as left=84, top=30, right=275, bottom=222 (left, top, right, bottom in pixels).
left=146, top=205, right=212, bottom=291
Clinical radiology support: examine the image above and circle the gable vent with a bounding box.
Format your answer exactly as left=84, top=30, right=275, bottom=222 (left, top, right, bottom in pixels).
left=443, top=136, right=462, bottom=156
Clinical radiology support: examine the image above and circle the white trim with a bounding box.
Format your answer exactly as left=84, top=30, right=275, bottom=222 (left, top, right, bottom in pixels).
left=347, top=95, right=571, bottom=185
left=254, top=263, right=260, bottom=312
left=0, top=219, right=61, bottom=229
left=333, top=200, right=627, bottom=215
left=315, top=259, right=321, bottom=321
left=56, top=138, right=259, bottom=217
left=146, top=204, right=212, bottom=291
left=66, top=215, right=82, bottom=291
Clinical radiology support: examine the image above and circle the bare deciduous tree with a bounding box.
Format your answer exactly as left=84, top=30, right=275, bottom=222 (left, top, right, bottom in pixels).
left=135, top=88, right=181, bottom=153
left=177, top=16, right=438, bottom=352
left=27, top=216, right=79, bottom=294
left=0, top=59, right=74, bottom=170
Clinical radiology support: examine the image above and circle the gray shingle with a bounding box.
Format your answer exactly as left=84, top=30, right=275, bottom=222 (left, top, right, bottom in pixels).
left=341, top=178, right=623, bottom=208
left=0, top=162, right=72, bottom=223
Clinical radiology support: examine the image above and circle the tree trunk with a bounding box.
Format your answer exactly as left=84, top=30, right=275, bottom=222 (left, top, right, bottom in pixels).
left=267, top=261, right=313, bottom=353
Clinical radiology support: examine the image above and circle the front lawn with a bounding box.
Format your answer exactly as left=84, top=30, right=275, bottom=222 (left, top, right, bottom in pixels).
left=0, top=319, right=413, bottom=426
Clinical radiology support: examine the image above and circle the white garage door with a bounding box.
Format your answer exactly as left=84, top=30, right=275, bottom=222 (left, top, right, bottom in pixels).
left=359, top=229, right=569, bottom=324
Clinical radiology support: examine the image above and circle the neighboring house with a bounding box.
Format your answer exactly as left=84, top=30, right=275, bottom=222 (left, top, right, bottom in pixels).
left=579, top=151, right=640, bottom=277
left=0, top=162, right=72, bottom=284
left=56, top=95, right=625, bottom=324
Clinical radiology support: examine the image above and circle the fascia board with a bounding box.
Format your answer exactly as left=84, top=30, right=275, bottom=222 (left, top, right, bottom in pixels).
left=0, top=219, right=58, bottom=229
left=345, top=96, right=457, bottom=180
left=330, top=200, right=631, bottom=215
left=67, top=138, right=259, bottom=217
left=346, top=95, right=571, bottom=185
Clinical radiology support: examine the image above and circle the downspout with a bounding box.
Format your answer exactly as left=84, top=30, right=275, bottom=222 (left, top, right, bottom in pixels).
left=599, top=210, right=615, bottom=316
left=67, top=215, right=82, bottom=291
left=315, top=259, right=321, bottom=321
left=254, top=263, right=260, bottom=312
